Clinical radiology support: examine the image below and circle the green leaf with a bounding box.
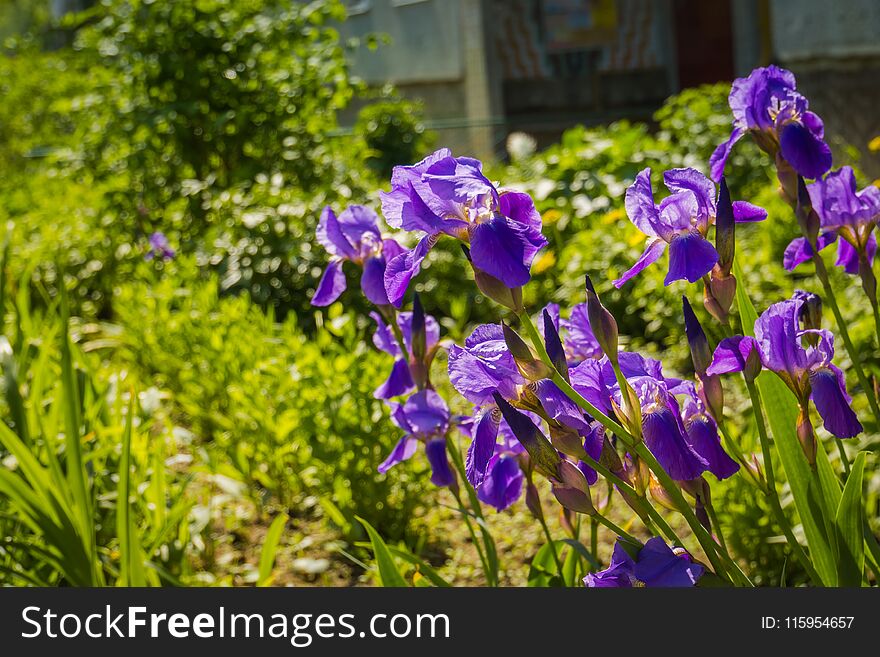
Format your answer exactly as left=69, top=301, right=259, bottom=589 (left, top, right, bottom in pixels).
left=258, top=513, right=289, bottom=586
left=834, top=452, right=866, bottom=587
left=116, top=395, right=146, bottom=586
left=527, top=541, right=565, bottom=587
left=734, top=260, right=836, bottom=585
left=356, top=516, right=408, bottom=587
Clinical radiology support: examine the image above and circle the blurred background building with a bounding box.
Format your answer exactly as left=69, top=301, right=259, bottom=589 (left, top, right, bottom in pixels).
left=338, top=0, right=880, bottom=173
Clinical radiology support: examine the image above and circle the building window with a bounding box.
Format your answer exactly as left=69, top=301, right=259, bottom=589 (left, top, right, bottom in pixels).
left=343, top=0, right=371, bottom=15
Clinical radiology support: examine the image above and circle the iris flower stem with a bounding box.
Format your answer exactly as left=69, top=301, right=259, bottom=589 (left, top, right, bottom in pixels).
left=592, top=513, right=641, bottom=547
left=515, top=310, right=744, bottom=585
left=446, top=436, right=498, bottom=586
left=703, top=500, right=729, bottom=556
left=590, top=518, right=599, bottom=571
left=634, top=442, right=752, bottom=587
left=536, top=513, right=564, bottom=579
left=745, top=379, right=823, bottom=585
left=811, top=252, right=880, bottom=426
left=834, top=436, right=851, bottom=477
left=577, top=451, right=680, bottom=545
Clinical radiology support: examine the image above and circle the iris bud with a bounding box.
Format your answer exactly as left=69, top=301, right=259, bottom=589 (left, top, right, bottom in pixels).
left=794, top=289, right=822, bottom=331
left=683, top=296, right=713, bottom=374
left=525, top=480, right=544, bottom=522
left=715, top=177, right=735, bottom=276
left=494, top=392, right=560, bottom=479
left=411, top=293, right=427, bottom=362
left=502, top=322, right=552, bottom=381
left=648, top=475, right=678, bottom=512
left=796, top=406, right=817, bottom=466
left=599, top=434, right=623, bottom=475
left=796, top=176, right=820, bottom=246
left=542, top=308, right=569, bottom=382
left=548, top=422, right=588, bottom=461
left=683, top=297, right=724, bottom=419
left=584, top=275, right=619, bottom=365
left=551, top=459, right=595, bottom=515
left=704, top=270, right=737, bottom=325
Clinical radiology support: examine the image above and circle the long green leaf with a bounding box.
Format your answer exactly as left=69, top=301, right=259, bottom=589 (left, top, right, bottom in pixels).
left=834, top=452, right=866, bottom=587
left=59, top=286, right=97, bottom=583
left=734, top=260, right=836, bottom=585
left=356, top=516, right=408, bottom=587
left=258, top=513, right=289, bottom=586
left=355, top=542, right=451, bottom=587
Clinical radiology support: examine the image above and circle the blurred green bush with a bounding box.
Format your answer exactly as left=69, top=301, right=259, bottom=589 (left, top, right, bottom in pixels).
left=111, top=264, right=428, bottom=543
left=355, top=93, right=437, bottom=180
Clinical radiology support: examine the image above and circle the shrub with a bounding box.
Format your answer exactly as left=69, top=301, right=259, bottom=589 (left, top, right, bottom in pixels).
left=111, top=267, right=429, bottom=542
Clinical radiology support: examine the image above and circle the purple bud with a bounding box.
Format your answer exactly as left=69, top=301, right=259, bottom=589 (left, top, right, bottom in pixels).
left=542, top=308, right=569, bottom=382
left=683, top=297, right=724, bottom=418
left=796, top=176, right=820, bottom=245
left=683, top=297, right=712, bottom=375
left=425, top=438, right=456, bottom=488
left=525, top=480, right=544, bottom=521
left=551, top=459, right=595, bottom=515
left=796, top=406, right=817, bottom=466
left=584, top=275, right=619, bottom=365
left=411, top=293, right=427, bottom=361
left=715, top=177, right=735, bottom=275
left=493, top=392, right=561, bottom=479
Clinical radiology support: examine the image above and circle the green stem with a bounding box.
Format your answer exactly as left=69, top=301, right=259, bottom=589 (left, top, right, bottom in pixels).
left=834, top=436, right=851, bottom=477
left=537, top=513, right=564, bottom=578
left=703, top=500, right=730, bottom=556
left=592, top=513, right=640, bottom=546
left=811, top=252, right=880, bottom=425
left=578, top=451, right=679, bottom=545
left=447, top=437, right=497, bottom=586
left=635, top=442, right=749, bottom=586
left=451, top=486, right=492, bottom=584
left=590, top=518, right=599, bottom=571
left=745, top=379, right=823, bottom=586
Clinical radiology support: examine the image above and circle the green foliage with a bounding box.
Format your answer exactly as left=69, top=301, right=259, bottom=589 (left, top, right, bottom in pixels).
left=111, top=268, right=428, bottom=542
left=71, top=0, right=360, bottom=226
left=355, top=94, right=436, bottom=180
left=0, top=277, right=193, bottom=586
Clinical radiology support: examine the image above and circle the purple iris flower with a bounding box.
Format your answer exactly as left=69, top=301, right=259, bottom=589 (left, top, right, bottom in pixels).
left=707, top=295, right=862, bottom=439
left=459, top=410, right=526, bottom=511
left=710, top=65, right=832, bottom=181
left=783, top=167, right=880, bottom=275
left=448, top=322, right=601, bottom=495
left=584, top=537, right=703, bottom=588
left=616, top=168, right=766, bottom=287
left=448, top=324, right=526, bottom=488
left=311, top=205, right=405, bottom=307
left=146, top=231, right=175, bottom=261
left=380, top=149, right=547, bottom=307
left=628, top=376, right=709, bottom=481
left=378, top=389, right=454, bottom=486
left=570, top=352, right=711, bottom=481
left=371, top=310, right=440, bottom=399
left=679, top=382, right=739, bottom=480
